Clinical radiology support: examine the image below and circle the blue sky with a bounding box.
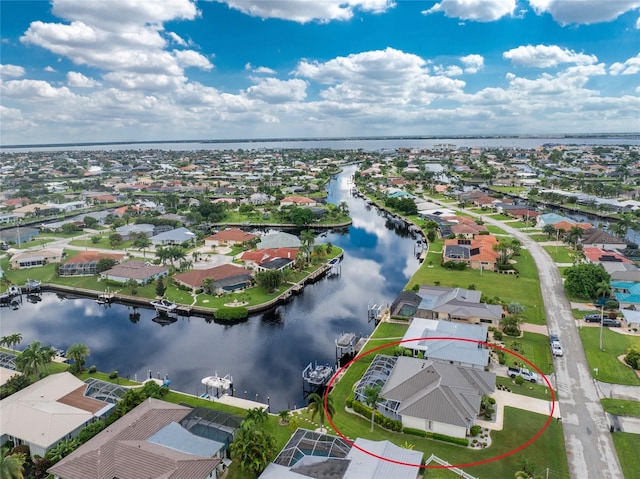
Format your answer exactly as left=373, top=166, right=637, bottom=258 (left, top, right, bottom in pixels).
left=1, top=0, right=639, bottom=145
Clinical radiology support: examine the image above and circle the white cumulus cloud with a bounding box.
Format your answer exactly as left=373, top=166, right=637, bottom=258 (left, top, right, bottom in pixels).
left=423, top=0, right=517, bottom=22
left=214, top=0, right=394, bottom=23
left=173, top=50, right=213, bottom=70
left=528, top=0, right=640, bottom=25
left=246, top=77, right=307, bottom=103
left=503, top=44, right=597, bottom=68
left=0, top=64, right=26, bottom=78
left=610, top=53, right=640, bottom=75
left=67, top=71, right=100, bottom=87
left=44, top=66, right=56, bottom=72
left=460, top=54, right=484, bottom=73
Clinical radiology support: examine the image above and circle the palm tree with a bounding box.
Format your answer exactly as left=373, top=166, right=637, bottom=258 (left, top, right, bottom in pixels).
left=300, top=229, right=316, bottom=262
left=567, top=226, right=584, bottom=250
left=278, top=410, right=290, bottom=425
left=15, top=341, right=50, bottom=378
left=245, top=407, right=269, bottom=427
left=230, top=420, right=277, bottom=476
left=363, top=385, right=381, bottom=432
left=306, top=393, right=335, bottom=430
left=8, top=333, right=23, bottom=351
left=66, top=343, right=90, bottom=374
left=0, top=447, right=26, bottom=479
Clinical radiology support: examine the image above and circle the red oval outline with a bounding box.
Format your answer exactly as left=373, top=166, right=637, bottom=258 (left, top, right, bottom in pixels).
left=324, top=336, right=556, bottom=469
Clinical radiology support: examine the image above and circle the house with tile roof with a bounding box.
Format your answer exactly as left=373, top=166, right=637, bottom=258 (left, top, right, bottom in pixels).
left=581, top=228, right=628, bottom=250
left=442, top=235, right=499, bottom=271
left=280, top=196, right=318, bottom=207
left=58, top=251, right=125, bottom=276
left=205, top=228, right=258, bottom=247
left=583, top=247, right=632, bottom=265
left=238, top=248, right=299, bottom=270
left=100, top=260, right=168, bottom=285
left=174, top=264, right=253, bottom=293
left=410, top=285, right=503, bottom=327
left=48, top=398, right=226, bottom=479
left=9, top=248, right=64, bottom=269
left=0, top=373, right=113, bottom=458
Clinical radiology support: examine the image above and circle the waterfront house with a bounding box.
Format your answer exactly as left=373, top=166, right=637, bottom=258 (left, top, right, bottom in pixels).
left=401, top=318, right=489, bottom=369
left=58, top=251, right=125, bottom=276
left=442, top=235, right=499, bottom=272
left=393, top=286, right=503, bottom=327
left=48, top=398, right=234, bottom=479
left=238, top=247, right=299, bottom=270
left=9, top=248, right=64, bottom=269
left=583, top=247, right=632, bottom=265
left=0, top=226, right=40, bottom=245
left=259, top=428, right=423, bottom=479
left=280, top=195, right=318, bottom=207
left=149, top=226, right=195, bottom=246
left=100, top=260, right=168, bottom=285
left=355, top=355, right=495, bottom=439
left=174, top=264, right=253, bottom=293
left=612, top=280, right=640, bottom=309
left=581, top=228, right=628, bottom=250
left=205, top=228, right=258, bottom=248
left=115, top=223, right=155, bottom=241
left=0, top=373, right=113, bottom=458
left=258, top=231, right=302, bottom=249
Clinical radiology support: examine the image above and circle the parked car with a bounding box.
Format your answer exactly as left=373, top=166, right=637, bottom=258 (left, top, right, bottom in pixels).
left=584, top=314, right=602, bottom=323
left=551, top=341, right=564, bottom=357
left=602, top=318, right=622, bottom=327
left=507, top=366, right=539, bottom=383
left=549, top=333, right=560, bottom=344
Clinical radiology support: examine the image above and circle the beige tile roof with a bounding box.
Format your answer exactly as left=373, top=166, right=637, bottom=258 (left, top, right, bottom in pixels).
left=48, top=398, right=220, bottom=479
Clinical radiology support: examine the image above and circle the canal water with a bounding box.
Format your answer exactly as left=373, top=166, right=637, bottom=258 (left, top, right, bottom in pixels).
left=1, top=165, right=421, bottom=412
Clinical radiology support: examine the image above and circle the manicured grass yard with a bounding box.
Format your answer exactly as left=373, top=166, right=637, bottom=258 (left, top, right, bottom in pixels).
left=529, top=233, right=551, bottom=242
left=328, top=322, right=568, bottom=479
left=503, top=332, right=554, bottom=375
left=578, top=327, right=640, bottom=385
left=411, top=242, right=545, bottom=324
left=485, top=213, right=512, bottom=220
left=12, top=238, right=56, bottom=249
left=543, top=245, right=576, bottom=264
left=612, top=432, right=640, bottom=479
left=486, top=225, right=508, bottom=235
left=496, top=376, right=556, bottom=401
left=601, top=398, right=640, bottom=417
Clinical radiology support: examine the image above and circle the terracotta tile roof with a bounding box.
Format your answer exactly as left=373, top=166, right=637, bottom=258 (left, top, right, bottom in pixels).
left=240, top=247, right=299, bottom=264
left=64, top=251, right=125, bottom=265
left=207, top=228, right=258, bottom=242
left=174, top=264, right=253, bottom=288
left=281, top=196, right=316, bottom=204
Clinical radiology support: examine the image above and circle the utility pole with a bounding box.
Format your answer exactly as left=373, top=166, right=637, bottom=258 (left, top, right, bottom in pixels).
left=600, top=303, right=604, bottom=351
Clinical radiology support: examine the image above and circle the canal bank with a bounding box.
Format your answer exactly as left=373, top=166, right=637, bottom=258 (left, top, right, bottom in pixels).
left=1, top=165, right=420, bottom=412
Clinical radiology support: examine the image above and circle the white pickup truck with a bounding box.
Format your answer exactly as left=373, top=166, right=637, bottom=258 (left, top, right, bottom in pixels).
left=507, top=366, right=539, bottom=383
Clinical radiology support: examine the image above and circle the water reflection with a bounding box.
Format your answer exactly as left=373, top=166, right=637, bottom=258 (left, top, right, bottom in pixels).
left=2, top=165, right=420, bottom=411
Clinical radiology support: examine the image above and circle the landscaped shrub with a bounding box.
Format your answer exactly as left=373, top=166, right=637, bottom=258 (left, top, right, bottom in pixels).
left=77, top=421, right=107, bottom=443
left=346, top=393, right=354, bottom=409
left=624, top=347, right=640, bottom=370
left=493, top=330, right=503, bottom=341
left=403, top=427, right=427, bottom=437
left=442, top=260, right=467, bottom=270
left=470, top=425, right=482, bottom=437
left=88, top=365, right=97, bottom=373
left=109, top=370, right=118, bottom=379
left=214, top=307, right=249, bottom=321
left=351, top=400, right=402, bottom=432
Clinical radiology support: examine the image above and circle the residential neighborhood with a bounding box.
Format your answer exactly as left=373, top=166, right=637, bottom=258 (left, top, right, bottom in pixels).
left=1, top=142, right=640, bottom=479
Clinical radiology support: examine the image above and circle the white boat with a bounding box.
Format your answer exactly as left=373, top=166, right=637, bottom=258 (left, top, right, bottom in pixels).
left=302, top=361, right=334, bottom=386
left=150, top=298, right=177, bottom=312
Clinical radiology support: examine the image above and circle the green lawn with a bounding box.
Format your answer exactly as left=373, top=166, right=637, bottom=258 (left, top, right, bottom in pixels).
left=529, top=233, right=552, bottom=242
left=486, top=225, right=508, bottom=235
left=485, top=213, right=512, bottom=220
left=327, top=322, right=568, bottom=479
left=543, top=245, right=576, bottom=264
left=578, top=327, right=640, bottom=385
left=505, top=220, right=529, bottom=229
left=12, top=238, right=56, bottom=249
left=69, top=236, right=135, bottom=250
left=601, top=398, right=640, bottom=417
left=496, top=376, right=556, bottom=401
left=77, top=370, right=140, bottom=386
left=410, top=245, right=545, bottom=324
left=612, top=432, right=640, bottom=479
left=39, top=231, right=85, bottom=239
left=503, top=332, right=554, bottom=375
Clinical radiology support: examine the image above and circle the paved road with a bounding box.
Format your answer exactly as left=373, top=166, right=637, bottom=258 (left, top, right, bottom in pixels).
left=478, top=215, right=624, bottom=479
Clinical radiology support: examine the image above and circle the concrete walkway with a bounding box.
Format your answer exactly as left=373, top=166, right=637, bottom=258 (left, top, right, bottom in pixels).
left=476, top=390, right=560, bottom=431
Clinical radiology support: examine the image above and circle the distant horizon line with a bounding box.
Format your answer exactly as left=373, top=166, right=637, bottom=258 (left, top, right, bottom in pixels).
left=3, top=132, right=639, bottom=149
